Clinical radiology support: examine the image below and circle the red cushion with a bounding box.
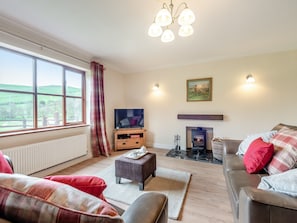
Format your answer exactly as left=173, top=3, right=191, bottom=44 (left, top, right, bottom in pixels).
left=0, top=151, right=13, bottom=174
left=243, top=138, right=274, bottom=173
left=44, top=175, right=107, bottom=198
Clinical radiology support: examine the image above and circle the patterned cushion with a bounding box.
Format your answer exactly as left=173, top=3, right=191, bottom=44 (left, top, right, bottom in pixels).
left=0, top=173, right=123, bottom=223
left=267, top=127, right=297, bottom=175
left=269, top=127, right=297, bottom=149
left=243, top=138, right=274, bottom=173
left=267, top=145, right=297, bottom=175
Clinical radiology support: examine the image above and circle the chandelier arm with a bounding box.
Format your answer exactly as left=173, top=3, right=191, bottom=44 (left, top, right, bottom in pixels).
left=162, top=2, right=170, bottom=11
left=173, top=2, right=188, bottom=20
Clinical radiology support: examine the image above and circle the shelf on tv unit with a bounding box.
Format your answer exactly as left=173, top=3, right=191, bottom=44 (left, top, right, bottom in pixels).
left=113, top=128, right=146, bottom=151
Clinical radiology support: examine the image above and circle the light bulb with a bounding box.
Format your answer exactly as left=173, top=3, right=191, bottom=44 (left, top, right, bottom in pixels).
left=155, top=8, right=172, bottom=26
left=178, top=24, right=194, bottom=37
left=178, top=8, right=195, bottom=25
left=148, top=23, right=163, bottom=37
left=161, top=29, right=175, bottom=43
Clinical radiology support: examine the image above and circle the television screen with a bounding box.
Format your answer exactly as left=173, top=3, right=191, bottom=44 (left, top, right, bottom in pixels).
left=114, top=108, right=144, bottom=129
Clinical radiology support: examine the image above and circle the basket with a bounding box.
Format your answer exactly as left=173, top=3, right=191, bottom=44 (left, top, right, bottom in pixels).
left=211, top=138, right=224, bottom=161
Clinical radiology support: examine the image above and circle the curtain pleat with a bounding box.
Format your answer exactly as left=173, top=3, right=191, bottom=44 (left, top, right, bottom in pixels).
left=90, top=61, right=111, bottom=157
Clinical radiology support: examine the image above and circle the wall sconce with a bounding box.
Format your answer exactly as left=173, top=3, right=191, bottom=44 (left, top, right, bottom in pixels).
left=153, top=83, right=160, bottom=91
left=246, top=74, right=255, bottom=83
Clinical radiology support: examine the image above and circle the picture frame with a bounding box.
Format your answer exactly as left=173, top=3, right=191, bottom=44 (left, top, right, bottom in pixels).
left=186, top=78, right=212, bottom=101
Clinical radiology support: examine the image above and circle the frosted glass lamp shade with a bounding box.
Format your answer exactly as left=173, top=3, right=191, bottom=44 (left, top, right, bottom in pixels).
left=178, top=24, right=194, bottom=37
left=155, top=9, right=172, bottom=26
left=148, top=23, right=163, bottom=37
left=178, top=8, right=195, bottom=25
left=161, top=29, right=175, bottom=43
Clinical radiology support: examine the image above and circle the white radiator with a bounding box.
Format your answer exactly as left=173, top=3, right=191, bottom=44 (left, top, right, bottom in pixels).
left=2, top=134, right=88, bottom=175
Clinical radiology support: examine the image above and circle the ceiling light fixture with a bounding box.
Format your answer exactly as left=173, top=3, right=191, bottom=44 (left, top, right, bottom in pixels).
left=246, top=74, right=255, bottom=83
left=153, top=83, right=160, bottom=91
left=148, top=0, right=195, bottom=43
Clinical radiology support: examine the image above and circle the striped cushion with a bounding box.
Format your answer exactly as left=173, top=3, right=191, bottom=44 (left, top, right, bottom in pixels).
left=267, top=145, right=297, bottom=175
left=0, top=173, right=123, bottom=223
left=270, top=127, right=297, bottom=149
left=267, top=127, right=297, bottom=175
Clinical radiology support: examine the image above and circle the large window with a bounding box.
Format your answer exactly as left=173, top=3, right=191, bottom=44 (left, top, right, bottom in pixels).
left=0, top=47, right=86, bottom=133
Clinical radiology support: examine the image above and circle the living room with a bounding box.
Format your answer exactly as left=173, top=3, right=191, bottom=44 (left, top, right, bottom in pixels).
left=1, top=1, right=297, bottom=223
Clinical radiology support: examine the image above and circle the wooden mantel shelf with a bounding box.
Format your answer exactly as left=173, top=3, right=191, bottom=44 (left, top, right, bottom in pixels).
left=177, top=114, right=224, bottom=120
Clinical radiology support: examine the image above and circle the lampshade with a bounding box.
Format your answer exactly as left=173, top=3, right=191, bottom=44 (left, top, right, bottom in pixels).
left=178, top=8, right=195, bottom=25
left=148, top=1, right=195, bottom=42
left=155, top=8, right=172, bottom=27
left=148, top=23, right=163, bottom=37
left=178, top=24, right=194, bottom=37
left=161, top=29, right=175, bottom=42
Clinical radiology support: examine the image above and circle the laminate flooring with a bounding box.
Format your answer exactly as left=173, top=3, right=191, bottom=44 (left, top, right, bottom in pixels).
left=53, top=148, right=234, bottom=223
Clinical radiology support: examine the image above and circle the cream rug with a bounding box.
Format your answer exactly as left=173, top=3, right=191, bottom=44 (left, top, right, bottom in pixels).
left=97, top=165, right=191, bottom=220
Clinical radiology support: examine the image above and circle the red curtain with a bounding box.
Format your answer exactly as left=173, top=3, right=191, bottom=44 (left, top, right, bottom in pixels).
left=90, top=61, right=111, bottom=157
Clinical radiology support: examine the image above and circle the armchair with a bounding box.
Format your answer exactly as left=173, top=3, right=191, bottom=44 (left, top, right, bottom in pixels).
left=0, top=154, right=168, bottom=223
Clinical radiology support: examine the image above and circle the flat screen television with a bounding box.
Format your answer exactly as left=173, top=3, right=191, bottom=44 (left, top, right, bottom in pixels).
left=114, top=108, right=144, bottom=129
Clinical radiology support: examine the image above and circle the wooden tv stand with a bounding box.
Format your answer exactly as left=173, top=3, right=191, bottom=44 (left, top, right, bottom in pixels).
left=114, top=128, right=146, bottom=151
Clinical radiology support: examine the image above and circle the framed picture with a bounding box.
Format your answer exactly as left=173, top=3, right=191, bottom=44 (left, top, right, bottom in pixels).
left=187, top=77, right=212, bottom=101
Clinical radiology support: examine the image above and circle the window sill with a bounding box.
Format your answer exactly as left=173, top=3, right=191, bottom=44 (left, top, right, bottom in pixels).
left=0, top=124, right=90, bottom=138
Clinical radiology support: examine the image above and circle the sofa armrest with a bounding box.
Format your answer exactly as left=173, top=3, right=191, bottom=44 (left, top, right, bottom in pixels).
left=239, top=187, right=297, bottom=223
left=223, top=139, right=242, bottom=155
left=122, top=192, right=168, bottom=223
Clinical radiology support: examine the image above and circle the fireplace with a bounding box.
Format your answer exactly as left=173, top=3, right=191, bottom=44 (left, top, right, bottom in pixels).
left=186, top=126, right=213, bottom=151
left=166, top=126, right=221, bottom=164
left=186, top=126, right=213, bottom=160
left=166, top=125, right=221, bottom=164
left=192, top=128, right=207, bottom=150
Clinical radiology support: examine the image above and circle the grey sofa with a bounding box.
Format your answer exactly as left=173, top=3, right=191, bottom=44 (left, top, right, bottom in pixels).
left=223, top=124, right=297, bottom=223
left=0, top=155, right=168, bottom=223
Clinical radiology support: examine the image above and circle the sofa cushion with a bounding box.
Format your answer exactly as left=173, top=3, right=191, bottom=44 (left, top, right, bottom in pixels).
left=243, top=138, right=274, bottom=173
left=236, top=131, right=277, bottom=156
left=44, top=175, right=107, bottom=200
left=258, top=168, right=297, bottom=197
left=0, top=173, right=123, bottom=223
left=223, top=154, right=246, bottom=173
left=267, top=145, right=297, bottom=175
left=0, top=151, right=13, bottom=174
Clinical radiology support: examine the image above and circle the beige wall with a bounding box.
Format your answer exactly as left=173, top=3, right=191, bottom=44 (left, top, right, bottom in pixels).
left=104, top=68, right=126, bottom=141
left=2, top=16, right=297, bottom=165
left=104, top=50, right=297, bottom=150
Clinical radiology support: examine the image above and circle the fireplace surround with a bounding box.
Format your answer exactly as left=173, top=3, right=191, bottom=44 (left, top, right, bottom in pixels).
left=166, top=126, right=222, bottom=164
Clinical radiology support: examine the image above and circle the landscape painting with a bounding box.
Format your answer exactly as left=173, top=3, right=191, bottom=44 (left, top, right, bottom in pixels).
left=187, top=78, right=212, bottom=101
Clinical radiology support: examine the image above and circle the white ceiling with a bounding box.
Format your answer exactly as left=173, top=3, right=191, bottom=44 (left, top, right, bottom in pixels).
left=1, top=0, right=297, bottom=74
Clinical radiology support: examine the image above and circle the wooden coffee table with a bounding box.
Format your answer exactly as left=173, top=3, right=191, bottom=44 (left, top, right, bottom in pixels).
left=115, top=152, right=156, bottom=190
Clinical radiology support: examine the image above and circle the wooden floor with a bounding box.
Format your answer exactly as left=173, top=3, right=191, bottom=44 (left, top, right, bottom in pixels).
left=53, top=148, right=234, bottom=223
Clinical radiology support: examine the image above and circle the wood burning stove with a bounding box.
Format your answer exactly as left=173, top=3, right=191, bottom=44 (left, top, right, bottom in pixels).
left=191, top=128, right=207, bottom=159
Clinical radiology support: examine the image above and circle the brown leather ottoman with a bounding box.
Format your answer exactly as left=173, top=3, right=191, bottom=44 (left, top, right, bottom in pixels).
left=115, top=153, right=156, bottom=190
